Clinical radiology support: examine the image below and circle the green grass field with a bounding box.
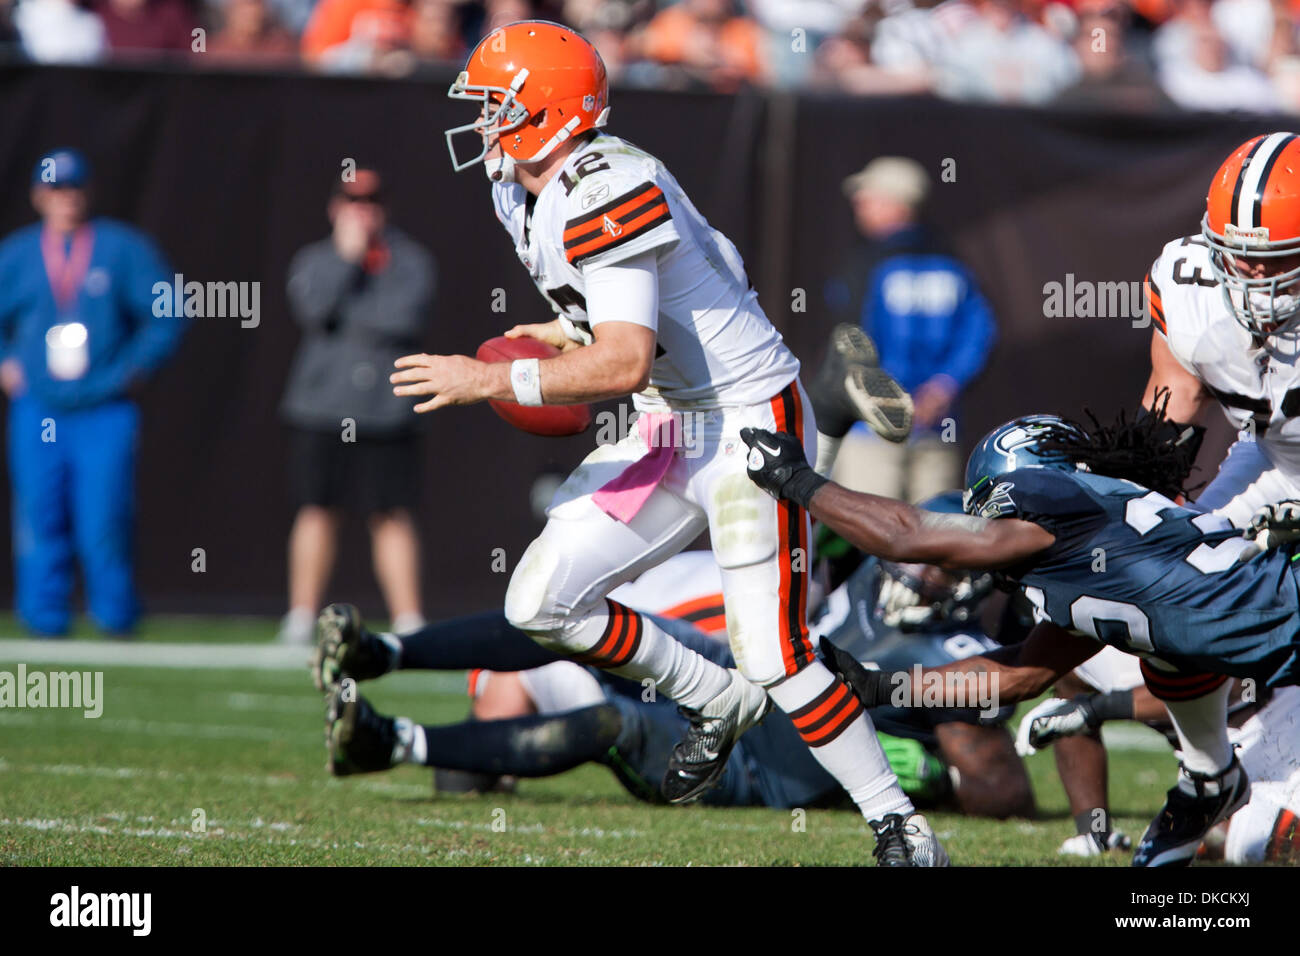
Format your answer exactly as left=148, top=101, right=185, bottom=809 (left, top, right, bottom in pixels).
left=0, top=616, right=1178, bottom=866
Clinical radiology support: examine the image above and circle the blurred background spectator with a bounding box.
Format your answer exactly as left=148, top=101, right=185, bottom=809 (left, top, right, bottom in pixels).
left=3, top=0, right=1298, bottom=116
left=1056, top=0, right=1171, bottom=109
left=205, top=0, right=297, bottom=65
left=14, top=0, right=106, bottom=63
left=824, top=156, right=996, bottom=503
left=279, top=167, right=434, bottom=645
left=1153, top=0, right=1279, bottom=109
left=95, top=0, right=198, bottom=58
left=640, top=0, right=768, bottom=89
left=0, top=149, right=187, bottom=637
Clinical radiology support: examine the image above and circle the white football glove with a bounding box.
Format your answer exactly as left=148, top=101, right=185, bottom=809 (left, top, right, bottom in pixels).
left=1015, top=696, right=1100, bottom=756
left=1059, top=830, right=1131, bottom=857
left=1245, top=499, right=1300, bottom=549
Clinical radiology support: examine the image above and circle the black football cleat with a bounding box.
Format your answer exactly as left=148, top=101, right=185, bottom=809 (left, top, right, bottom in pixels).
left=312, top=603, right=394, bottom=692
left=662, top=670, right=770, bottom=804
left=807, top=323, right=912, bottom=442
left=870, top=812, right=950, bottom=867
left=326, top=687, right=398, bottom=777
left=1132, top=757, right=1250, bottom=867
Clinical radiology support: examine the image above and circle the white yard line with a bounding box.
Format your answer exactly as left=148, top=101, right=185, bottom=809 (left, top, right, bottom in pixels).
left=0, top=638, right=311, bottom=670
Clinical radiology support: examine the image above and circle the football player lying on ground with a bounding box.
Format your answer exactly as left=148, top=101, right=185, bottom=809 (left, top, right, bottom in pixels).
left=739, top=398, right=1300, bottom=867
left=1019, top=649, right=1300, bottom=863
left=313, top=537, right=1034, bottom=820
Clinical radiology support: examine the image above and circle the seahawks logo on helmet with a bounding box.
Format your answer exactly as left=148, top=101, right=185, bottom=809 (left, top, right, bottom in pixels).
left=964, top=415, right=1082, bottom=515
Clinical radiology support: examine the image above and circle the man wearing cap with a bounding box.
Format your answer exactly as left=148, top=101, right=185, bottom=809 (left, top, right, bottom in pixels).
left=279, top=167, right=435, bottom=644
left=0, top=148, right=186, bottom=636
left=823, top=156, right=996, bottom=502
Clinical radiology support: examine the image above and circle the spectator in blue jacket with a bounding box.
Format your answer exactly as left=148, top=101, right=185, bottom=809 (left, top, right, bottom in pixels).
left=0, top=149, right=187, bottom=636
left=823, top=156, right=996, bottom=502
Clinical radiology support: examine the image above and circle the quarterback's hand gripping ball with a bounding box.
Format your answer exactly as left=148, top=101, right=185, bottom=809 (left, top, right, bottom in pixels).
left=476, top=335, right=592, bottom=437
left=740, top=426, right=827, bottom=509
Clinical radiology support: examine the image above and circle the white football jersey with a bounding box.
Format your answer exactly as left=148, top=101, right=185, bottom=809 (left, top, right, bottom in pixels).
left=1149, top=234, right=1300, bottom=478
left=491, top=133, right=800, bottom=411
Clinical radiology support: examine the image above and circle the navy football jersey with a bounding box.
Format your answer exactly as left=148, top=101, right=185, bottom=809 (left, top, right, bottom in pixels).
left=983, top=468, right=1300, bottom=686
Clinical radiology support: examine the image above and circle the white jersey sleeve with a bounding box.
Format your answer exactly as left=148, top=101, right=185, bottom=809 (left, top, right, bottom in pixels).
left=1146, top=234, right=1224, bottom=378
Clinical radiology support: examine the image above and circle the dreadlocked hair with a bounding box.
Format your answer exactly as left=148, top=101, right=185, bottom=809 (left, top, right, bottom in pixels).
left=1035, top=388, right=1204, bottom=501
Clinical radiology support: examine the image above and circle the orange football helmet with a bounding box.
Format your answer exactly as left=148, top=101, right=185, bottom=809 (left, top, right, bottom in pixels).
left=445, top=20, right=610, bottom=180
left=1203, top=132, right=1300, bottom=335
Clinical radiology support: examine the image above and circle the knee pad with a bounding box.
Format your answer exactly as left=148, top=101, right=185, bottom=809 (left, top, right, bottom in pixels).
left=504, top=536, right=600, bottom=653
left=709, top=472, right=778, bottom=570
left=504, top=537, right=565, bottom=640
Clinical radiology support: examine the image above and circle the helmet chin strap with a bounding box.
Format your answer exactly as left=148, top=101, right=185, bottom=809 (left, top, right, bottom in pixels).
left=485, top=153, right=517, bottom=184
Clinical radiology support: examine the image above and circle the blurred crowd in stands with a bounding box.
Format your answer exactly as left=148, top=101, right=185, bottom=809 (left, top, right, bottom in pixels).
left=4, top=0, right=1300, bottom=112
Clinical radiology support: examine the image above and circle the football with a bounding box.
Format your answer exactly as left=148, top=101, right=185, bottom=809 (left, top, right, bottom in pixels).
left=475, top=335, right=592, bottom=437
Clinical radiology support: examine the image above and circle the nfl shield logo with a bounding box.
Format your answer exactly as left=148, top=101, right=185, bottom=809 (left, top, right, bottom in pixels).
left=583, top=95, right=595, bottom=112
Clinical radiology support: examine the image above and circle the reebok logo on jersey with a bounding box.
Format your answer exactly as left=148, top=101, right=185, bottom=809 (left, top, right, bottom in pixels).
left=581, top=184, right=611, bottom=209
left=602, top=215, right=623, bottom=238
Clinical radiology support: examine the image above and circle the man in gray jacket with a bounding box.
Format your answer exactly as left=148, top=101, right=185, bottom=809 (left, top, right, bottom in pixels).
left=279, top=167, right=434, bottom=644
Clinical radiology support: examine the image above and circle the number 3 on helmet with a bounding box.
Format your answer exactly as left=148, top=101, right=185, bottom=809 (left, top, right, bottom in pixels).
left=445, top=20, right=610, bottom=181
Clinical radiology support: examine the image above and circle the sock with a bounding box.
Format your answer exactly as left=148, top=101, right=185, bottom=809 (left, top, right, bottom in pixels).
left=1162, top=679, right=1233, bottom=779
left=393, top=717, right=425, bottom=764
left=767, top=659, right=913, bottom=822
left=396, top=611, right=561, bottom=671
left=409, top=705, right=623, bottom=775
left=392, top=611, right=426, bottom=634
left=570, top=600, right=730, bottom=710
left=814, top=430, right=841, bottom=477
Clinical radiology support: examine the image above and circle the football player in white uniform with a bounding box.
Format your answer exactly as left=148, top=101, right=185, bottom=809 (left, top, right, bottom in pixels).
left=385, top=20, right=946, bottom=865
left=1134, top=132, right=1300, bottom=864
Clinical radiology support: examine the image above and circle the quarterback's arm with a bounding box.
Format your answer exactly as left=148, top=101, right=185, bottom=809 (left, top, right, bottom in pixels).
left=391, top=253, right=659, bottom=412
left=1142, top=331, right=1209, bottom=423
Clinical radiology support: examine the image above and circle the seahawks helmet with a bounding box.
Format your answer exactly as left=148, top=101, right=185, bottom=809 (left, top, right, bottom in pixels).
left=964, top=415, right=1085, bottom=516
left=876, top=491, right=995, bottom=630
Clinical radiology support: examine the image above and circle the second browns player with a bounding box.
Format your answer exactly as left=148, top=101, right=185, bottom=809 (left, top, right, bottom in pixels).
left=1138, top=132, right=1300, bottom=865
left=385, top=21, right=946, bottom=864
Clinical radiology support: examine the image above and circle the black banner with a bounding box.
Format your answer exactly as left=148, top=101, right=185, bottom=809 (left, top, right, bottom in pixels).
left=0, top=65, right=1272, bottom=617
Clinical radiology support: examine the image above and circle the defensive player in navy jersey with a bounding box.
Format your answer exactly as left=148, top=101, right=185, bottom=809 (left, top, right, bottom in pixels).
left=740, top=404, right=1300, bottom=866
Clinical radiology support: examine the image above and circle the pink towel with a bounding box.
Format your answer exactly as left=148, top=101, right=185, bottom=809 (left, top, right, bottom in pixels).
left=592, top=412, right=678, bottom=522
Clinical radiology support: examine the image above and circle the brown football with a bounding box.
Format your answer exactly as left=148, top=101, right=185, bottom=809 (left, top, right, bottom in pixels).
left=475, top=335, right=592, bottom=437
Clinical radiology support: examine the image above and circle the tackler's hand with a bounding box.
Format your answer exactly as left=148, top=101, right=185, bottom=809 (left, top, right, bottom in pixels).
left=740, top=426, right=826, bottom=510
left=1245, top=499, right=1300, bottom=550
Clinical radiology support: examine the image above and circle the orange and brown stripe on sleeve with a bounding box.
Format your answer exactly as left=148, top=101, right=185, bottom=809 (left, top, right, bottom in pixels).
left=1145, top=270, right=1167, bottom=335
left=563, top=182, right=671, bottom=267
left=788, top=678, right=865, bottom=747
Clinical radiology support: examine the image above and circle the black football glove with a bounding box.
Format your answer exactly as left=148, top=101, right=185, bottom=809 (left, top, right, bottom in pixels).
left=821, top=638, right=901, bottom=709
left=740, top=426, right=827, bottom=510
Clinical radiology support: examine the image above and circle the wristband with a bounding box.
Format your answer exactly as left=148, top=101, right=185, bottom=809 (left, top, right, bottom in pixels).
left=782, top=466, right=829, bottom=511
left=1086, top=689, right=1133, bottom=724
left=510, top=358, right=543, bottom=406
